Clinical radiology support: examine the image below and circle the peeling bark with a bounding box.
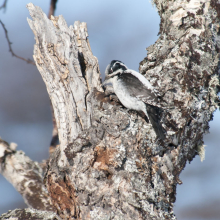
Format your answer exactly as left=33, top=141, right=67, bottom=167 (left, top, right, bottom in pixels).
left=1, top=1, right=220, bottom=219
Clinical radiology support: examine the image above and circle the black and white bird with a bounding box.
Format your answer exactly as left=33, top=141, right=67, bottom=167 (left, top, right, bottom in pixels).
left=103, top=60, right=165, bottom=139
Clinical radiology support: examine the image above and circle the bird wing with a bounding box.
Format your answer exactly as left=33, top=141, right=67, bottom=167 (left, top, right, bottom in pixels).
left=118, top=71, right=162, bottom=107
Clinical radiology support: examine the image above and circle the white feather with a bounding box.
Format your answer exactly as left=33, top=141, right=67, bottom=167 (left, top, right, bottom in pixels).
left=111, top=76, right=148, bottom=117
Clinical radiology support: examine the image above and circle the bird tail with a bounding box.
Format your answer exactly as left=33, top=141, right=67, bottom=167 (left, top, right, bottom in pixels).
left=145, top=105, right=165, bottom=140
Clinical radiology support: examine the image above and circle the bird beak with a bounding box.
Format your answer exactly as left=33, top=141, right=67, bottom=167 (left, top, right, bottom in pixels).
left=102, top=76, right=111, bottom=87
left=103, top=64, right=112, bottom=87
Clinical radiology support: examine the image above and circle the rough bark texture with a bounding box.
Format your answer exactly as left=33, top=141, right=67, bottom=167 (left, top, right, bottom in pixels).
left=0, top=1, right=220, bottom=220
left=0, top=138, right=54, bottom=211
left=0, top=208, right=60, bottom=220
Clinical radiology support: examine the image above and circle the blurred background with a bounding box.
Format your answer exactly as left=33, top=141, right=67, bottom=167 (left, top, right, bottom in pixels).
left=0, top=1, right=219, bottom=219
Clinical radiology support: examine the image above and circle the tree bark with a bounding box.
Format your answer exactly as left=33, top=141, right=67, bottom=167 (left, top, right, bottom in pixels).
left=1, top=1, right=220, bottom=219
left=0, top=138, right=54, bottom=212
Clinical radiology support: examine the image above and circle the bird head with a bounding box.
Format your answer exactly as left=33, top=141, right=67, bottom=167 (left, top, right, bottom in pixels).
left=103, top=60, right=127, bottom=85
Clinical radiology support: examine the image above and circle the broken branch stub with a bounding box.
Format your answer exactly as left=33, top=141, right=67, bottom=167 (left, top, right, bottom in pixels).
left=27, top=3, right=103, bottom=149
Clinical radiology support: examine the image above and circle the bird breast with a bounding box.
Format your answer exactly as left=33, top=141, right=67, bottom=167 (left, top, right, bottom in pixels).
left=112, top=77, right=146, bottom=113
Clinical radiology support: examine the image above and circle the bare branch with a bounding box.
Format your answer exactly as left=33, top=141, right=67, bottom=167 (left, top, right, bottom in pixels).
left=0, top=20, right=35, bottom=65
left=0, top=138, right=54, bottom=211
left=48, top=0, right=58, bottom=19
left=0, top=0, right=8, bottom=11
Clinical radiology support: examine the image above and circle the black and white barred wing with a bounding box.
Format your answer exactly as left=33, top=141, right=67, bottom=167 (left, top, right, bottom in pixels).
left=118, top=70, right=162, bottom=108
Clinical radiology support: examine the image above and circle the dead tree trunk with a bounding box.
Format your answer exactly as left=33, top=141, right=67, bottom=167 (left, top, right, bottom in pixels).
left=1, top=1, right=220, bottom=219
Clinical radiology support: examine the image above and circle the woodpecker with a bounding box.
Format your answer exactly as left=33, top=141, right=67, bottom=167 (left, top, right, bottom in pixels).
left=103, top=60, right=165, bottom=139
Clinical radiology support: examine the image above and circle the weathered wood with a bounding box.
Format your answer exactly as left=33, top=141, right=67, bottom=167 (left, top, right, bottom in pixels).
left=0, top=138, right=54, bottom=211
left=0, top=1, right=220, bottom=219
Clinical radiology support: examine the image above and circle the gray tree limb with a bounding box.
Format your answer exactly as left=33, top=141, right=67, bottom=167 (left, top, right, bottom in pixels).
left=0, top=1, right=220, bottom=219
left=0, top=138, right=54, bottom=211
